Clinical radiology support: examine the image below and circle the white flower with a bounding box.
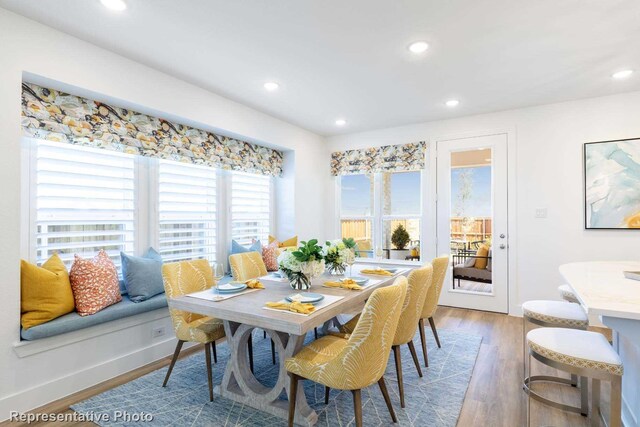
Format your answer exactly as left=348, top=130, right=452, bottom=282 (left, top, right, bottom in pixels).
left=278, top=250, right=302, bottom=273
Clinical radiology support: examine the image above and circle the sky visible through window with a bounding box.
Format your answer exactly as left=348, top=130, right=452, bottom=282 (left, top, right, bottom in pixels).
left=451, top=166, right=492, bottom=217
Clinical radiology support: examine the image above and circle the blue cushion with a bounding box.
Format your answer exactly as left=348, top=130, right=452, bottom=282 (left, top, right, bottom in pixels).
left=121, top=248, right=164, bottom=302
left=21, top=294, right=168, bottom=341
left=230, top=240, right=261, bottom=255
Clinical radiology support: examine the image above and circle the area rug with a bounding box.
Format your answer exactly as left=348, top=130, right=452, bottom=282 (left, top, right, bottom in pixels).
left=71, top=328, right=482, bottom=426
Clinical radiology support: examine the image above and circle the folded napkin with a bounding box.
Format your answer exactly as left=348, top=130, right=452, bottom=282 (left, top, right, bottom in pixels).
left=265, top=301, right=315, bottom=314
left=245, top=279, right=265, bottom=289
left=324, top=279, right=363, bottom=290
left=360, top=268, right=393, bottom=276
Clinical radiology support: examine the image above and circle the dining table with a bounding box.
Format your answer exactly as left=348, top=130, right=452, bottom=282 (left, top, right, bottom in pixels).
left=169, top=263, right=413, bottom=426
left=560, top=261, right=640, bottom=427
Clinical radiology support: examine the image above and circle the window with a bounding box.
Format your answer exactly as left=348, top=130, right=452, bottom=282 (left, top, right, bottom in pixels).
left=230, top=171, right=271, bottom=246
left=158, top=160, right=217, bottom=263
left=34, top=141, right=136, bottom=270
left=339, top=171, right=422, bottom=261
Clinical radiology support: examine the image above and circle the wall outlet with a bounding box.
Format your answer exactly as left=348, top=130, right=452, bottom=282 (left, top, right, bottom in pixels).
left=151, top=326, right=166, bottom=338
left=535, top=208, right=547, bottom=218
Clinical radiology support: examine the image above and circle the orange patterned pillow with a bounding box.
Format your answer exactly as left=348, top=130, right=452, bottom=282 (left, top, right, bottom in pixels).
left=69, top=250, right=122, bottom=316
left=262, top=241, right=279, bottom=271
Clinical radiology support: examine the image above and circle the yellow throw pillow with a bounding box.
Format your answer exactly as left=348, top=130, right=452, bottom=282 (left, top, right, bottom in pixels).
left=21, top=254, right=75, bottom=329
left=474, top=245, right=490, bottom=270
left=269, top=235, right=298, bottom=248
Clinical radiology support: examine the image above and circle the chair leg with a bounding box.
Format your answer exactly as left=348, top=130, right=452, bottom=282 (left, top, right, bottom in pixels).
left=610, top=376, right=622, bottom=427
left=248, top=334, right=254, bottom=373
left=271, top=339, right=276, bottom=365
left=378, top=377, right=397, bottom=423
left=204, top=343, right=213, bottom=402
left=324, top=386, right=330, bottom=404
left=393, top=345, right=405, bottom=408
left=407, top=340, right=423, bottom=377
left=428, top=317, right=441, bottom=348
left=352, top=389, right=363, bottom=427
left=591, top=379, right=600, bottom=427
left=212, top=341, right=217, bottom=364
left=288, top=374, right=299, bottom=427
left=418, top=318, right=429, bottom=367
left=580, top=376, right=588, bottom=416
left=162, top=340, right=184, bottom=387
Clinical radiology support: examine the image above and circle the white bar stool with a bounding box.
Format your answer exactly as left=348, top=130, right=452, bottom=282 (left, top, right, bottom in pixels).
left=558, top=284, right=580, bottom=304
left=526, top=328, right=623, bottom=427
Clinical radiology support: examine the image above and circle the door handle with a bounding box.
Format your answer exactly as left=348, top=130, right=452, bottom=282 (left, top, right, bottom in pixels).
left=500, top=234, right=505, bottom=239
left=499, top=244, right=506, bottom=249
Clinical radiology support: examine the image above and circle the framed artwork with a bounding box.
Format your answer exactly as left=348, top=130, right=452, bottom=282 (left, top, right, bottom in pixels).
left=584, top=138, right=640, bottom=229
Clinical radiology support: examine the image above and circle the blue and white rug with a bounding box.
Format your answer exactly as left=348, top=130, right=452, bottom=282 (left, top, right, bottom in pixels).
left=71, top=328, right=482, bottom=426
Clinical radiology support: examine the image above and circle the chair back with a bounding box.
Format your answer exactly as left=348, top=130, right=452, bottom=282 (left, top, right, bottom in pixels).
left=162, top=259, right=214, bottom=334
left=229, top=251, right=267, bottom=281
left=421, top=255, right=449, bottom=319
left=394, top=263, right=433, bottom=345
left=333, top=276, right=408, bottom=389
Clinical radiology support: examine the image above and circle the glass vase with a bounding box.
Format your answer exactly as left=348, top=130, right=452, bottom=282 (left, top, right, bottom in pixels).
left=327, top=262, right=347, bottom=276
left=288, top=272, right=311, bottom=291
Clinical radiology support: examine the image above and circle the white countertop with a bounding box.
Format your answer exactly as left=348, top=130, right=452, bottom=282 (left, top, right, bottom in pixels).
left=560, top=261, right=640, bottom=321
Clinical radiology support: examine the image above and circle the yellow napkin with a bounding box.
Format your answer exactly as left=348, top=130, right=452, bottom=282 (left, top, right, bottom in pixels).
left=245, top=279, right=265, bottom=289
left=360, top=268, right=393, bottom=276
left=324, top=279, right=363, bottom=290
left=265, top=301, right=315, bottom=314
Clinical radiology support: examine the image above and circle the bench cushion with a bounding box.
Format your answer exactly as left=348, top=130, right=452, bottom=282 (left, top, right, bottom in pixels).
left=453, top=265, right=492, bottom=281
left=21, top=293, right=168, bottom=341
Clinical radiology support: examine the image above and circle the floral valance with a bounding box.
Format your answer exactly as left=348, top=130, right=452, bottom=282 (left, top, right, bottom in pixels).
left=21, top=83, right=283, bottom=176
left=330, top=141, right=426, bottom=176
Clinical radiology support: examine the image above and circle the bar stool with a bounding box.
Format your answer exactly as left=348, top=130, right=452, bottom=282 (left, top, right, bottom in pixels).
left=526, top=328, right=623, bottom=427
left=558, top=284, right=580, bottom=304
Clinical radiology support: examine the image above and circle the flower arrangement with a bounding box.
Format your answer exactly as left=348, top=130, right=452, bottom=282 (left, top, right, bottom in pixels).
left=278, top=239, right=325, bottom=290
left=323, top=239, right=356, bottom=276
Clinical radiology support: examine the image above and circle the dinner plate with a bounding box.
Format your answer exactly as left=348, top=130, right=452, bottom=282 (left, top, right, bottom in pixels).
left=285, top=292, right=325, bottom=304
left=343, top=276, right=369, bottom=285
left=216, top=283, right=247, bottom=293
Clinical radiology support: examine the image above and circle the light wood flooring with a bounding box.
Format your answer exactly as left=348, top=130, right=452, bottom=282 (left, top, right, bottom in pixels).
left=2, top=307, right=612, bottom=427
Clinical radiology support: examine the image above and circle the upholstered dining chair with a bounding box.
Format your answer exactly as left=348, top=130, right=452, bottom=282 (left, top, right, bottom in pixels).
left=338, top=263, right=434, bottom=407
left=228, top=251, right=274, bottom=368
left=161, top=259, right=226, bottom=402
left=285, top=277, right=408, bottom=427
left=418, top=255, right=449, bottom=367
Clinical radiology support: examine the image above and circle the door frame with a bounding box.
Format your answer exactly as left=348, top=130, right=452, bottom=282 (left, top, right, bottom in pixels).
left=426, top=127, right=517, bottom=315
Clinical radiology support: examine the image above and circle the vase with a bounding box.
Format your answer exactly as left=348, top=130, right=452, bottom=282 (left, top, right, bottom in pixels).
left=288, top=272, right=311, bottom=291
left=327, top=262, right=347, bottom=276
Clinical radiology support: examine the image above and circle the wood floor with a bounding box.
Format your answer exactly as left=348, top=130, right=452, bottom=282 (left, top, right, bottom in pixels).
left=3, top=307, right=612, bottom=427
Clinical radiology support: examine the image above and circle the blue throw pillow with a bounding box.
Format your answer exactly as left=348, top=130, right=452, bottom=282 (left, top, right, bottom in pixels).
left=230, top=240, right=262, bottom=255
left=121, top=248, right=164, bottom=303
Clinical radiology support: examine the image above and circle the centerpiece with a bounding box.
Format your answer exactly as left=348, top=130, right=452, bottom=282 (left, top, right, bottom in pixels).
left=277, top=239, right=325, bottom=290
left=323, top=239, right=356, bottom=276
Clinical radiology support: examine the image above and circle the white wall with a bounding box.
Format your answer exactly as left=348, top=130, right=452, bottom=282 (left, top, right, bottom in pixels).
left=325, top=90, right=640, bottom=315
left=0, top=8, right=327, bottom=420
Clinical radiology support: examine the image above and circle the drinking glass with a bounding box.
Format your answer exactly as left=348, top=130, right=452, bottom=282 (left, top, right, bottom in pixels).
left=346, top=256, right=355, bottom=278
left=212, top=262, right=225, bottom=299
left=375, top=246, right=384, bottom=261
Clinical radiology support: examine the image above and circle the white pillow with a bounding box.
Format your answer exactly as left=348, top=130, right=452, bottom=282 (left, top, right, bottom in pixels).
left=463, top=256, right=476, bottom=267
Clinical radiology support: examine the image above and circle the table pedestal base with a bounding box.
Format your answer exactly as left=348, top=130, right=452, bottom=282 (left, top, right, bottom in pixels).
left=218, top=321, right=318, bottom=426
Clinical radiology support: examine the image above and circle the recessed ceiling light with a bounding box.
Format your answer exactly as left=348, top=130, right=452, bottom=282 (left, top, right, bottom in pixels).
left=100, top=0, right=127, bottom=11
left=335, top=119, right=347, bottom=126
left=445, top=99, right=460, bottom=107
left=408, top=41, right=429, bottom=54
left=612, top=69, right=634, bottom=80
left=263, top=82, right=280, bottom=91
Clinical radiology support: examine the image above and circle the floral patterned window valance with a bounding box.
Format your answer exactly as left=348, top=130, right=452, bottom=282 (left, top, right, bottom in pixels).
left=330, top=141, right=426, bottom=176
left=21, top=83, right=283, bottom=177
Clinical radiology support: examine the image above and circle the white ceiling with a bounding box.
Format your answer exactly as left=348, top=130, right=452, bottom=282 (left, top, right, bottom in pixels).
left=2, top=0, right=640, bottom=136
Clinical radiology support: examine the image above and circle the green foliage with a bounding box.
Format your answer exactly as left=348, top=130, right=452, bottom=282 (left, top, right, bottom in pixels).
left=342, top=237, right=356, bottom=249
left=292, top=239, right=323, bottom=262
left=391, top=225, right=410, bottom=250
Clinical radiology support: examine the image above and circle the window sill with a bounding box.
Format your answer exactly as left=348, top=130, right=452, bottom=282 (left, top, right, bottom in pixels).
left=13, top=308, right=170, bottom=358
left=356, top=258, right=421, bottom=267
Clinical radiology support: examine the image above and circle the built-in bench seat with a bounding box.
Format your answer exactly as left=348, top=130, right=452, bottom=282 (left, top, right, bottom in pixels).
left=21, top=290, right=168, bottom=341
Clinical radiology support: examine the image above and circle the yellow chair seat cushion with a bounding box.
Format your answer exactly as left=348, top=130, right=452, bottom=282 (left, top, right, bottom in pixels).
left=21, top=254, right=75, bottom=329
left=285, top=335, right=349, bottom=383
left=175, top=316, right=225, bottom=344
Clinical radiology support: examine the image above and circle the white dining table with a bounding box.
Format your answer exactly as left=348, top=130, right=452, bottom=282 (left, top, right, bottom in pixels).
left=560, top=261, right=640, bottom=427
left=169, top=263, right=412, bottom=426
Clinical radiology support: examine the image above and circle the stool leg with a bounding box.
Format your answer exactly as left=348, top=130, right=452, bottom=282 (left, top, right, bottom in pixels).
left=610, top=376, right=622, bottom=427
left=526, top=353, right=532, bottom=427
left=571, top=373, right=578, bottom=387
left=522, top=318, right=527, bottom=381
left=591, top=379, right=600, bottom=427
left=580, top=376, right=588, bottom=416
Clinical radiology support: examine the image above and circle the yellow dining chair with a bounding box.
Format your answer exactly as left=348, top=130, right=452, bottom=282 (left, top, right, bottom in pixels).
left=418, top=255, right=449, bottom=367
left=229, top=251, right=273, bottom=368
left=286, top=277, right=408, bottom=427
left=339, top=263, right=434, bottom=407
left=161, top=259, right=225, bottom=402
